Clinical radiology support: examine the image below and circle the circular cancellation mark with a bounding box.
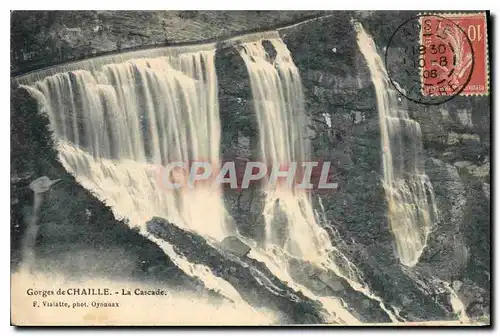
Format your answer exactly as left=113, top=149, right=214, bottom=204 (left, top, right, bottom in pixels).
left=384, top=14, right=475, bottom=105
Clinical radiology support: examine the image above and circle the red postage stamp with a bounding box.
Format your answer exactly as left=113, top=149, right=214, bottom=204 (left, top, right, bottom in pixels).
left=420, top=12, right=489, bottom=96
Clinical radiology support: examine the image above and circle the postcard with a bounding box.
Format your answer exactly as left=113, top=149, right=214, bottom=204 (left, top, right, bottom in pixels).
left=10, top=10, right=490, bottom=326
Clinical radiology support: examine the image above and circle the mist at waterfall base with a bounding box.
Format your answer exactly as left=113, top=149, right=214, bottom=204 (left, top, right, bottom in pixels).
left=16, top=24, right=467, bottom=324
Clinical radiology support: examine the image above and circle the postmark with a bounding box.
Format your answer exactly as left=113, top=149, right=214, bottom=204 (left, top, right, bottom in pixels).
left=384, top=13, right=486, bottom=105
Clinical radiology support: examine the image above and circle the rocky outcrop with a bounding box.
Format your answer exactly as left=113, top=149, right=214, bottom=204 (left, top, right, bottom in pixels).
left=11, top=10, right=326, bottom=75
left=146, top=217, right=327, bottom=324
left=418, top=158, right=469, bottom=278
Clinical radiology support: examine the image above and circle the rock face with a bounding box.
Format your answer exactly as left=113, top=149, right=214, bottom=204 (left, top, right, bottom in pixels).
left=419, top=158, right=469, bottom=278
left=11, top=10, right=326, bottom=75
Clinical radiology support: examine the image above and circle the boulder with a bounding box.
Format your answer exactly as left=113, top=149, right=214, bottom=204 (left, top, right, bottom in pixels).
left=220, top=236, right=251, bottom=257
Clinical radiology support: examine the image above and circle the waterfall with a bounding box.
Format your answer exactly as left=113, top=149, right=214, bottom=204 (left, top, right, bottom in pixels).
left=238, top=35, right=400, bottom=324
left=20, top=46, right=251, bottom=307
left=18, top=32, right=415, bottom=323
left=238, top=36, right=332, bottom=263
left=22, top=48, right=227, bottom=239
left=355, top=23, right=438, bottom=267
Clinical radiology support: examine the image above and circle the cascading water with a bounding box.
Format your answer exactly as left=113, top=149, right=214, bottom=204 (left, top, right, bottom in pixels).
left=18, top=31, right=403, bottom=324
left=19, top=46, right=252, bottom=308
left=355, top=23, right=439, bottom=267
left=238, top=37, right=332, bottom=263
left=22, top=49, right=227, bottom=240
left=238, top=34, right=400, bottom=324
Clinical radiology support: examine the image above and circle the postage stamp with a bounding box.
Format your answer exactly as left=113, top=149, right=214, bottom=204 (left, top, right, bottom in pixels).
left=384, top=12, right=489, bottom=105
left=420, top=12, right=489, bottom=97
